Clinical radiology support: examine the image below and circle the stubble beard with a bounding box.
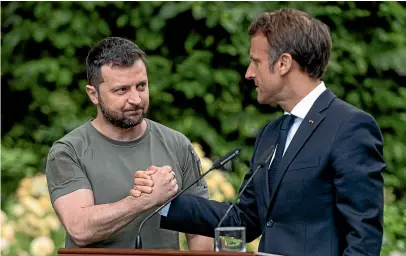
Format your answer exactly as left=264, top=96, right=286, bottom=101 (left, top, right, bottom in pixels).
left=98, top=98, right=147, bottom=129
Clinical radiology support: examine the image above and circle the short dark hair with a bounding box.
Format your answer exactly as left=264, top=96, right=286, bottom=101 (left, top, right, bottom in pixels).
left=248, top=8, right=332, bottom=79
left=86, top=37, right=147, bottom=88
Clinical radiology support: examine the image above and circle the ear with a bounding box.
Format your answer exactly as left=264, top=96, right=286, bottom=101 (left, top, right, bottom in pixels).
left=277, top=53, right=293, bottom=76
left=86, top=84, right=99, bottom=104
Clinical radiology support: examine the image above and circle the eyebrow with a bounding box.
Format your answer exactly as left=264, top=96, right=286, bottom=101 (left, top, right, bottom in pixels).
left=112, top=80, right=148, bottom=89
left=135, top=80, right=147, bottom=86
left=250, top=55, right=260, bottom=62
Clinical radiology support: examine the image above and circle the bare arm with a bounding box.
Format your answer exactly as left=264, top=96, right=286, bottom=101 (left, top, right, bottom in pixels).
left=186, top=234, right=213, bottom=251
left=54, top=189, right=151, bottom=246
left=54, top=168, right=177, bottom=247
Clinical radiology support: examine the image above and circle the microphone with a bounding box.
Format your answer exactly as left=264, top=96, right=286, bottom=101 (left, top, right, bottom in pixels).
left=217, top=145, right=278, bottom=228
left=135, top=148, right=241, bottom=249
left=213, top=148, right=241, bottom=169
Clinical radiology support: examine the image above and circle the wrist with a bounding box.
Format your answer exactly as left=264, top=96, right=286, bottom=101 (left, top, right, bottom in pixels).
left=126, top=193, right=155, bottom=211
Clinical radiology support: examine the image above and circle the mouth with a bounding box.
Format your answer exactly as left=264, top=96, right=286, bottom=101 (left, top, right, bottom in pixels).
left=124, top=109, right=143, bottom=115
left=124, top=107, right=142, bottom=112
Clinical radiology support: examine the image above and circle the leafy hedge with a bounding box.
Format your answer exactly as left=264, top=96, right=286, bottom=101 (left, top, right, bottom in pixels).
left=1, top=2, right=405, bottom=255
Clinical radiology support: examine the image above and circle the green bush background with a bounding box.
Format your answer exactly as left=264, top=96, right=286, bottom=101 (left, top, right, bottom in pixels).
left=1, top=1, right=405, bottom=255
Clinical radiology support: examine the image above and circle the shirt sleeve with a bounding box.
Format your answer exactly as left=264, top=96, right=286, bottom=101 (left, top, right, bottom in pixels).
left=179, top=140, right=210, bottom=199
left=45, top=142, right=92, bottom=203
left=160, top=138, right=209, bottom=217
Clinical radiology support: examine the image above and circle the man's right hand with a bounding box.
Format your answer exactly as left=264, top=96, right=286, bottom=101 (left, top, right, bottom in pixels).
left=131, top=165, right=157, bottom=196
left=130, top=166, right=178, bottom=206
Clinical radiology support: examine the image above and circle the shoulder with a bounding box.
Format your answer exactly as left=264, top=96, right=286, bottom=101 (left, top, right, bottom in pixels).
left=48, top=121, right=94, bottom=159
left=328, top=97, right=379, bottom=129
left=148, top=119, right=196, bottom=169
left=324, top=98, right=383, bottom=151
left=148, top=119, right=191, bottom=148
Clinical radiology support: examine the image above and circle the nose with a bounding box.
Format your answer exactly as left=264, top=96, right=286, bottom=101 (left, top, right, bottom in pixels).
left=128, top=88, right=142, bottom=105
left=245, top=62, right=255, bottom=80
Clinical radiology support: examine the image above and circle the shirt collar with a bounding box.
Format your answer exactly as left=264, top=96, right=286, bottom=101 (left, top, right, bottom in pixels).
left=284, top=81, right=327, bottom=119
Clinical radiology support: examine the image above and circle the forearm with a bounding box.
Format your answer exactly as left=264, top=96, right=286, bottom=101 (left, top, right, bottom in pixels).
left=337, top=173, right=383, bottom=256
left=161, top=195, right=228, bottom=237
left=68, top=195, right=152, bottom=246
left=162, top=193, right=260, bottom=239
left=186, top=234, right=213, bottom=251
left=337, top=170, right=384, bottom=255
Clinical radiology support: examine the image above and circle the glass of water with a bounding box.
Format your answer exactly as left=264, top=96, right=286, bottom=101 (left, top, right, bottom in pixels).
left=214, top=226, right=246, bottom=252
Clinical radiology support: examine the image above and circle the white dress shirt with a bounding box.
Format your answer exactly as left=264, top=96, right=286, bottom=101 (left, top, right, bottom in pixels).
left=283, top=81, right=327, bottom=154
left=268, top=81, right=326, bottom=168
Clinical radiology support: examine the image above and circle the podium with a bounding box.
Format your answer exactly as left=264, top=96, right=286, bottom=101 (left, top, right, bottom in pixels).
left=57, top=248, right=269, bottom=256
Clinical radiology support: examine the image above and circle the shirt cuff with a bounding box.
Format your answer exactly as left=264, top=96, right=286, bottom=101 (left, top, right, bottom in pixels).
left=159, top=203, right=171, bottom=216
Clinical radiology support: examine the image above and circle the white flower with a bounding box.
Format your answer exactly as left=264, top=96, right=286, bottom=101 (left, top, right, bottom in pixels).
left=201, top=158, right=213, bottom=171
left=12, top=204, right=25, bottom=217
left=38, top=196, right=53, bottom=212
left=206, top=171, right=225, bottom=187
left=0, top=211, right=7, bottom=225
left=17, top=248, right=30, bottom=256
left=211, top=193, right=225, bottom=202
left=220, top=182, right=236, bottom=198
left=31, top=175, right=49, bottom=197
left=21, top=196, right=46, bottom=217
left=30, top=236, right=55, bottom=256
left=1, top=223, right=15, bottom=241
left=0, top=238, right=10, bottom=253
left=23, top=213, right=50, bottom=236
left=20, top=177, right=33, bottom=189
left=192, top=143, right=205, bottom=158
left=44, top=215, right=61, bottom=231
left=390, top=252, right=406, bottom=256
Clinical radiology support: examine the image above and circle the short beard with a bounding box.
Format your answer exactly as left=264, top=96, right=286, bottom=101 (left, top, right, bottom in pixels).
left=99, top=99, right=147, bottom=129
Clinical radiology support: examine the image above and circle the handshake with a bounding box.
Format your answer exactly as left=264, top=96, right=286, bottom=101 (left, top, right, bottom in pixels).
left=129, top=166, right=179, bottom=206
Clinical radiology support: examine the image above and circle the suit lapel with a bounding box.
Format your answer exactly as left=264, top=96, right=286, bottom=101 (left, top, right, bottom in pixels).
left=267, top=89, right=337, bottom=212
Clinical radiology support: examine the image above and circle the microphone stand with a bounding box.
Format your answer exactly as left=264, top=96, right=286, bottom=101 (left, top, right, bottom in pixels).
left=217, top=145, right=277, bottom=228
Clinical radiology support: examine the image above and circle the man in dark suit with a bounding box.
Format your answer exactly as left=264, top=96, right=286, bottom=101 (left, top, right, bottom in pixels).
left=132, top=8, right=385, bottom=256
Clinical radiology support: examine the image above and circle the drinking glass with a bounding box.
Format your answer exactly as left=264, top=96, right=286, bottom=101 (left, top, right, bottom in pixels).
left=214, top=226, right=246, bottom=252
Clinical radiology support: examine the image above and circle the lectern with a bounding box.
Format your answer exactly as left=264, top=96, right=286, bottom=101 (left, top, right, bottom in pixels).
left=57, top=248, right=278, bottom=256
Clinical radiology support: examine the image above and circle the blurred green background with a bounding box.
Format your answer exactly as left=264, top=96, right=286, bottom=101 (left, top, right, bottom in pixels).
left=1, top=1, right=405, bottom=255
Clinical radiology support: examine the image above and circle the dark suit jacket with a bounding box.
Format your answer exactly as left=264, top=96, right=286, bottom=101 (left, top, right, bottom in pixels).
left=161, top=90, right=385, bottom=256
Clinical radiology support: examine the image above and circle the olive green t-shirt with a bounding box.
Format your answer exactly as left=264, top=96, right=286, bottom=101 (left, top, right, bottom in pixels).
left=45, top=119, right=209, bottom=249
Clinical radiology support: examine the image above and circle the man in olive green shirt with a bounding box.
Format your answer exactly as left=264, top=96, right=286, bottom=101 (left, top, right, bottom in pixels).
left=45, top=37, right=212, bottom=249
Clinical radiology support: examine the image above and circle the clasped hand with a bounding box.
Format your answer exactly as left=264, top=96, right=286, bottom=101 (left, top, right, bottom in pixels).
left=130, top=165, right=178, bottom=206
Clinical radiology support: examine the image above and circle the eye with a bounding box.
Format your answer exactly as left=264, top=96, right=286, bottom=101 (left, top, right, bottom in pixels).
left=115, top=88, right=128, bottom=94
left=137, top=83, right=147, bottom=90
left=250, top=59, right=259, bottom=67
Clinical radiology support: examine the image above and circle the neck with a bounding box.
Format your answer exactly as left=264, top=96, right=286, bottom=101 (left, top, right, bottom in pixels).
left=91, top=116, right=147, bottom=142
left=278, top=77, right=320, bottom=112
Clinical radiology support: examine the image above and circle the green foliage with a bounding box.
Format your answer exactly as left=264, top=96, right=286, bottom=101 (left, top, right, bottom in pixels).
left=1, top=2, right=405, bottom=255
left=383, top=187, right=406, bottom=255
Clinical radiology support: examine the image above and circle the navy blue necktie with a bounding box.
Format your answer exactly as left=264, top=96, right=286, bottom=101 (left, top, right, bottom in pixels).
left=268, top=114, right=296, bottom=195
